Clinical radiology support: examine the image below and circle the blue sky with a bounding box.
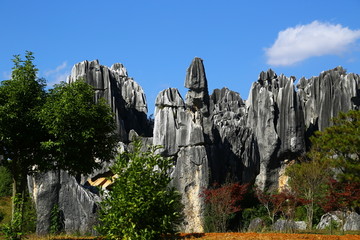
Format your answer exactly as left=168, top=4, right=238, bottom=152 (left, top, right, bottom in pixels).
left=1, top=0, right=360, bottom=115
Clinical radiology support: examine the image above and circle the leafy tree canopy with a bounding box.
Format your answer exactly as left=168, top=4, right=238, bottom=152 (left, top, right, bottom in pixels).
left=310, top=109, right=360, bottom=183
left=38, top=80, right=118, bottom=175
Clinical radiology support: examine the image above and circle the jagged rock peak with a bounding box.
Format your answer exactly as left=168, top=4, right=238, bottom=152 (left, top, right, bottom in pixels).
left=184, top=58, right=210, bottom=114
left=320, top=66, right=347, bottom=77
left=111, top=63, right=128, bottom=77
left=68, top=59, right=149, bottom=139
left=185, top=57, right=208, bottom=91
left=258, top=69, right=277, bottom=84
left=210, top=87, right=246, bottom=116
left=69, top=60, right=101, bottom=83
left=155, top=88, right=185, bottom=108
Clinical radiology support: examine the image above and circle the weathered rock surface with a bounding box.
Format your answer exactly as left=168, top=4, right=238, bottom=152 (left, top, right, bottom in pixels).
left=153, top=59, right=210, bottom=232
left=185, top=57, right=210, bottom=115
left=68, top=60, right=150, bottom=140
left=247, top=217, right=265, bottom=232
left=28, top=170, right=100, bottom=235
left=317, top=211, right=360, bottom=231
left=247, top=70, right=305, bottom=190
left=317, top=211, right=343, bottom=230
left=29, top=57, right=360, bottom=234
left=343, top=212, right=360, bottom=231
left=272, top=219, right=307, bottom=232
left=209, top=87, right=259, bottom=183
left=298, top=67, right=360, bottom=132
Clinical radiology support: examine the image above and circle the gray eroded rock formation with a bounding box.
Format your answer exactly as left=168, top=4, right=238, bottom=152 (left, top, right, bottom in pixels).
left=29, top=58, right=360, bottom=234
left=317, top=211, right=360, bottom=231
left=153, top=58, right=210, bottom=232
left=153, top=60, right=360, bottom=232
left=68, top=60, right=150, bottom=140
left=247, top=71, right=305, bottom=189
left=28, top=170, right=100, bottom=235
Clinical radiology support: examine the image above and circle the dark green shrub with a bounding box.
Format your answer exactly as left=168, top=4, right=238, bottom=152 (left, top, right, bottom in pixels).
left=96, top=140, right=183, bottom=240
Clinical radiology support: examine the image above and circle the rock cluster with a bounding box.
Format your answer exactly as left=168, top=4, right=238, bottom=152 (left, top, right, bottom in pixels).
left=153, top=59, right=360, bottom=232
left=68, top=60, right=151, bottom=140
left=29, top=58, right=360, bottom=234
left=317, top=211, right=360, bottom=231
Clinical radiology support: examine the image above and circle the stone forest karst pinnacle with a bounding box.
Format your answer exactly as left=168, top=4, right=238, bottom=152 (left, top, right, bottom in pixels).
left=28, top=58, right=360, bottom=234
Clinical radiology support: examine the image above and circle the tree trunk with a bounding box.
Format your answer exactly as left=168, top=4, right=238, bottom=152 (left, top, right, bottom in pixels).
left=11, top=168, right=27, bottom=233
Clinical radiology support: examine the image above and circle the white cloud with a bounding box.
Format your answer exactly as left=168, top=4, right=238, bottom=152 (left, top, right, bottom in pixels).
left=44, top=61, right=70, bottom=87
left=44, top=61, right=67, bottom=77
left=265, top=21, right=360, bottom=66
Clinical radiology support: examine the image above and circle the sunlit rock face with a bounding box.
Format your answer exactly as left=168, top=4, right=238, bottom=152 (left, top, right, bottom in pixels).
left=247, top=70, right=306, bottom=190
left=28, top=171, right=101, bottom=235
left=153, top=58, right=210, bottom=232
left=30, top=57, right=360, bottom=234
left=154, top=61, right=360, bottom=232
left=297, top=66, right=360, bottom=132
left=68, top=60, right=150, bottom=141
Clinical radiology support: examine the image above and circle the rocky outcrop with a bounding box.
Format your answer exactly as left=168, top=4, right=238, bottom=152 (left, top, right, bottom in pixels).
left=297, top=66, right=360, bottom=133
left=343, top=212, right=360, bottom=231
left=153, top=59, right=360, bottom=232
left=317, top=211, right=360, bottom=231
left=28, top=170, right=100, bottom=235
left=209, top=88, right=259, bottom=183
left=247, top=70, right=305, bottom=189
left=153, top=58, right=210, bottom=232
left=29, top=57, right=360, bottom=235
left=68, top=60, right=150, bottom=140
left=272, top=219, right=307, bottom=232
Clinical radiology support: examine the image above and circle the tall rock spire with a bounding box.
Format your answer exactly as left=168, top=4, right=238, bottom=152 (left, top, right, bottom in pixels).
left=185, top=57, right=210, bottom=115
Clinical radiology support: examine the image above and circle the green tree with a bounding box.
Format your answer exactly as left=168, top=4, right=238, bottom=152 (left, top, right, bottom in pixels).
left=310, top=110, right=360, bottom=183
left=286, top=156, right=331, bottom=229
left=38, top=80, right=118, bottom=175
left=0, top=52, right=118, bottom=237
left=97, top=140, right=183, bottom=240
left=0, top=52, right=46, bottom=225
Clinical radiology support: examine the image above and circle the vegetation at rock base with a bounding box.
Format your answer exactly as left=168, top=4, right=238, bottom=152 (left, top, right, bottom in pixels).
left=285, top=109, right=360, bottom=230
left=201, top=182, right=249, bottom=232
left=261, top=189, right=305, bottom=222
left=286, top=156, right=331, bottom=229
left=96, top=139, right=183, bottom=240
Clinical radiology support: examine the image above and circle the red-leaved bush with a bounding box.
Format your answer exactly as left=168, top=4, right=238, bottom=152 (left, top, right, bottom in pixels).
left=322, top=179, right=360, bottom=213
left=201, top=182, right=249, bottom=232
